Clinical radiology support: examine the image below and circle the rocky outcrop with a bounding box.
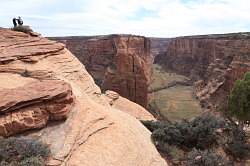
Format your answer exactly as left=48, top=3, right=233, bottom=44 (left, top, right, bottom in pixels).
left=105, top=90, right=154, bottom=120
left=155, top=33, right=250, bottom=109
left=0, top=28, right=166, bottom=166
left=0, top=80, right=74, bottom=136
left=51, top=35, right=152, bottom=108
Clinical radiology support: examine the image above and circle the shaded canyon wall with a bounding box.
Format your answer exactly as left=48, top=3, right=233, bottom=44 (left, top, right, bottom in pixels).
left=155, top=33, right=250, bottom=109
left=50, top=35, right=152, bottom=108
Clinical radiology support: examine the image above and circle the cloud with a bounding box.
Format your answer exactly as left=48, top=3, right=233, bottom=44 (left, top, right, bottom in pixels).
left=0, top=0, right=249, bottom=37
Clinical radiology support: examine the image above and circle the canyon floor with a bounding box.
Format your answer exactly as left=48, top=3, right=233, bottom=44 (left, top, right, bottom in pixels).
left=149, top=64, right=202, bottom=122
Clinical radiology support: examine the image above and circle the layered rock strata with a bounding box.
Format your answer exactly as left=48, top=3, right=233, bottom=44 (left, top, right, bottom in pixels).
left=155, top=33, right=250, bottom=109
left=0, top=80, right=74, bottom=136
left=0, top=28, right=166, bottom=166
left=51, top=35, right=152, bottom=108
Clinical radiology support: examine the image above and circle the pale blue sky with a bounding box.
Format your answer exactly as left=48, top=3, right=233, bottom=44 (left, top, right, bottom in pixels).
left=1, top=0, right=250, bottom=37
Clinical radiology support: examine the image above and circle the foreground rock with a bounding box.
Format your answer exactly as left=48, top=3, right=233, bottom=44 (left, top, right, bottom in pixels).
left=0, top=80, right=74, bottom=136
left=0, top=28, right=166, bottom=165
left=155, top=33, right=250, bottom=109
left=51, top=35, right=152, bottom=108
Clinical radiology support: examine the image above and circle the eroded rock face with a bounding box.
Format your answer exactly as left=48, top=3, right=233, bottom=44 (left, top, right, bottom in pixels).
left=51, top=35, right=152, bottom=108
left=0, top=28, right=166, bottom=166
left=150, top=37, right=171, bottom=59
left=0, top=80, right=74, bottom=136
left=155, top=33, right=250, bottom=109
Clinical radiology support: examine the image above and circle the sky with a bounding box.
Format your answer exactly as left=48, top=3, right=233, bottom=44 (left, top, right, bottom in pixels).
left=1, top=0, right=250, bottom=37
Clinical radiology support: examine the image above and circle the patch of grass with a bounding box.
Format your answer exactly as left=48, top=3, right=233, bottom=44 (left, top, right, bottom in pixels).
left=149, top=85, right=202, bottom=122
left=149, top=64, right=202, bottom=122
left=149, top=64, right=187, bottom=92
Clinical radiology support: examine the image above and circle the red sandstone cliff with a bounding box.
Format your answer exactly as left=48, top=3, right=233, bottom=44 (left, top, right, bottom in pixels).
left=51, top=35, right=152, bottom=108
left=150, top=37, right=171, bottom=59
left=0, top=28, right=167, bottom=165
left=155, top=33, right=250, bottom=109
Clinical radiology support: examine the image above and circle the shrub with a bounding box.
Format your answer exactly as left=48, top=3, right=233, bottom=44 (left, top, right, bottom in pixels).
left=146, top=114, right=226, bottom=150
left=141, top=120, right=170, bottom=132
left=224, top=125, right=250, bottom=159
left=0, top=137, right=50, bottom=166
left=187, top=149, right=232, bottom=166
left=228, top=72, right=250, bottom=125
left=19, top=157, right=45, bottom=166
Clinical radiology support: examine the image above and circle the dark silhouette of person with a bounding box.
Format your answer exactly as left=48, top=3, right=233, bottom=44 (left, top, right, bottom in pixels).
left=17, top=16, right=23, bottom=25
left=12, top=16, right=23, bottom=27
left=12, top=18, right=17, bottom=27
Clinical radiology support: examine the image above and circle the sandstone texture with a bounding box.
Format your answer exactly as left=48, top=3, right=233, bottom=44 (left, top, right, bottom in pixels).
left=155, top=33, right=250, bottom=109
left=51, top=35, right=152, bottom=108
left=0, top=80, right=74, bottom=136
left=0, top=28, right=166, bottom=166
left=104, top=90, right=154, bottom=120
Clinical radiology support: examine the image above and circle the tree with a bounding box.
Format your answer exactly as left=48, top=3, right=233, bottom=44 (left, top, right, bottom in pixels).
left=228, top=72, right=250, bottom=129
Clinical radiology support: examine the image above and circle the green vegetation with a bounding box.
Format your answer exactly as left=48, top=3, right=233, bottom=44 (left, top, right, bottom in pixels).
left=149, top=64, right=202, bottom=122
left=223, top=124, right=250, bottom=159
left=142, top=114, right=250, bottom=165
left=187, top=149, right=232, bottom=166
left=143, top=114, right=225, bottom=150
left=147, top=66, right=250, bottom=164
left=148, top=64, right=188, bottom=92
left=228, top=72, right=250, bottom=125
left=0, top=137, right=50, bottom=166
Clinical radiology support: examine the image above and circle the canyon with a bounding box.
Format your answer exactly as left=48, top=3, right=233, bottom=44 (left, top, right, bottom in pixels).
left=155, top=33, right=250, bottom=110
left=50, top=35, right=151, bottom=108
left=52, top=33, right=250, bottom=118
left=0, top=28, right=167, bottom=166
left=1, top=26, right=250, bottom=165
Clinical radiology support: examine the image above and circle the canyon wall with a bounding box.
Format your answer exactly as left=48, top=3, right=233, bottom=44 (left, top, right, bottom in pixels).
left=51, top=35, right=151, bottom=108
left=155, top=33, right=250, bottom=109
left=0, top=28, right=166, bottom=165
left=150, top=37, right=171, bottom=59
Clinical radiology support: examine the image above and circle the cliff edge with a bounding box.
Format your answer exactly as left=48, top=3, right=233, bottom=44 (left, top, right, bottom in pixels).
left=51, top=35, right=152, bottom=108
left=0, top=28, right=166, bottom=166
